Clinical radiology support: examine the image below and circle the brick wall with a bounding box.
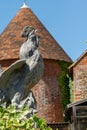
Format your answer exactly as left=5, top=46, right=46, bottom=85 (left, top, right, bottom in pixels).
left=73, top=54, right=87, bottom=101
left=32, top=59, right=64, bottom=123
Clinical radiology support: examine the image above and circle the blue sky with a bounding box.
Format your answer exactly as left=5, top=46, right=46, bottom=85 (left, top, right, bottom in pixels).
left=0, top=0, right=87, bottom=61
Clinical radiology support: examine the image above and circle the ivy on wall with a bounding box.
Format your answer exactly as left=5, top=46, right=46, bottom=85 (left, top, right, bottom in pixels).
left=58, top=61, right=70, bottom=109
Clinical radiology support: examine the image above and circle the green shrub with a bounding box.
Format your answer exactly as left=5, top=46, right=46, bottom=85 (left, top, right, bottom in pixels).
left=0, top=105, right=52, bottom=130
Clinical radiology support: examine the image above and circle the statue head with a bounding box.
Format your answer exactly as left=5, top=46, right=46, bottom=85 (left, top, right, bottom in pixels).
left=21, top=25, right=36, bottom=38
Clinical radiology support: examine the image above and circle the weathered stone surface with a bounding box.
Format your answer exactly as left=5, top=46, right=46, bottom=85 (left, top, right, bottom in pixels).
left=73, top=54, right=87, bottom=101
left=0, top=26, right=44, bottom=113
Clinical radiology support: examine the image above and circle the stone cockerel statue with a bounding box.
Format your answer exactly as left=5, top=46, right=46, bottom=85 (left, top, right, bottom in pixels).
left=0, top=26, right=44, bottom=115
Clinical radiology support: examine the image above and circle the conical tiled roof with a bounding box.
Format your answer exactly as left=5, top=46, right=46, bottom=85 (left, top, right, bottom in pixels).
left=0, top=4, right=72, bottom=62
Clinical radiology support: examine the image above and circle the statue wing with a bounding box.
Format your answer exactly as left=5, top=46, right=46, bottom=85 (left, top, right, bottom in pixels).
left=0, top=59, right=26, bottom=89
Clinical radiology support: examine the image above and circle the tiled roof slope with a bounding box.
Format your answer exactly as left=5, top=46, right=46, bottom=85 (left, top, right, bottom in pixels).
left=0, top=7, right=72, bottom=62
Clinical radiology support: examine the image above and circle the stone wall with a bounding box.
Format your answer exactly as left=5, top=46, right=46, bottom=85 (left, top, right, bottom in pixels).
left=73, top=54, right=87, bottom=101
